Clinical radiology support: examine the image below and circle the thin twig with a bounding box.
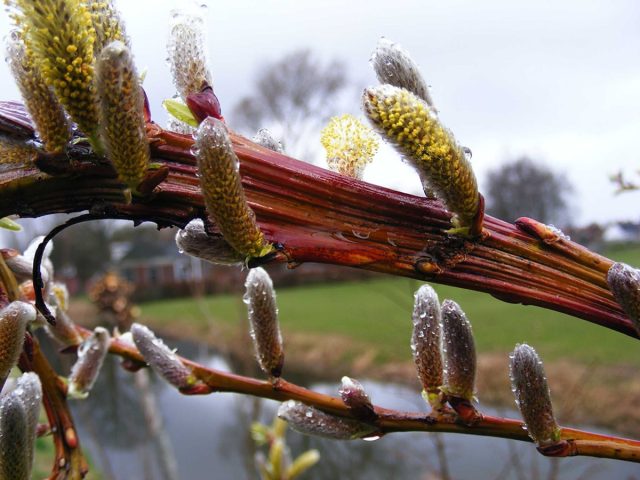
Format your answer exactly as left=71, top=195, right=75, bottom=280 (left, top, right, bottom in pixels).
left=88, top=327, right=640, bottom=463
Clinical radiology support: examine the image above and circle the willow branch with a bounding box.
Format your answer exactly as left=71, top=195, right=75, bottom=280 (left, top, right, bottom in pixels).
left=0, top=101, right=631, bottom=338
left=0, top=254, right=88, bottom=480
left=18, top=338, right=88, bottom=480
left=97, top=328, right=640, bottom=463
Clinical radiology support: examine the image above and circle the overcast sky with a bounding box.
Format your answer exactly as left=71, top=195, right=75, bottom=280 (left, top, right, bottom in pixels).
left=2, top=0, right=640, bottom=226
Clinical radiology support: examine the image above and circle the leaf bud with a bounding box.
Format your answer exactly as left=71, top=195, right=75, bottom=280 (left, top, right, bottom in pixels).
left=339, top=376, right=375, bottom=420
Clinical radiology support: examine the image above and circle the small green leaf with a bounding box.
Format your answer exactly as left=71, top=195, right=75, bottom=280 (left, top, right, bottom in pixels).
left=0, top=217, right=21, bottom=231
left=268, top=439, right=284, bottom=480
left=70, top=136, right=89, bottom=146
left=162, top=98, right=199, bottom=127
left=272, top=417, right=287, bottom=440
left=286, top=450, right=320, bottom=480
left=251, top=422, right=269, bottom=446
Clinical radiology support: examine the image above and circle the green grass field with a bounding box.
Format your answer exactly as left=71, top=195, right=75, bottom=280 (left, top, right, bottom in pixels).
left=140, top=243, right=640, bottom=367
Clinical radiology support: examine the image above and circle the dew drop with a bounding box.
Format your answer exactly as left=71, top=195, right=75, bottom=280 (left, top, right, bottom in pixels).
left=362, top=435, right=381, bottom=442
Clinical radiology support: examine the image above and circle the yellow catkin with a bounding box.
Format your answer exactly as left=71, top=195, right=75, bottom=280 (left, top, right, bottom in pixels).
left=363, top=85, right=479, bottom=229
left=320, top=114, right=379, bottom=180
left=195, top=117, right=272, bottom=259
left=95, top=41, right=149, bottom=189
left=85, top=0, right=128, bottom=53
left=6, top=34, right=71, bottom=153
left=0, top=139, right=38, bottom=166
left=11, top=0, right=100, bottom=148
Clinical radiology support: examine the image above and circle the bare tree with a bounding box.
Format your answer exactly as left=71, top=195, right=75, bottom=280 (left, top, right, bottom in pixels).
left=486, top=157, right=573, bottom=225
left=232, top=49, right=347, bottom=162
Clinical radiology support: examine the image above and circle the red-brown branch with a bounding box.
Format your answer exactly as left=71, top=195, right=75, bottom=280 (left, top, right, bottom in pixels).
left=101, top=330, right=640, bottom=463
left=0, top=102, right=630, bottom=339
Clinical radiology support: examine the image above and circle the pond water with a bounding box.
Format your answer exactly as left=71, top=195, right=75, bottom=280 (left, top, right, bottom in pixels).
left=45, top=339, right=639, bottom=480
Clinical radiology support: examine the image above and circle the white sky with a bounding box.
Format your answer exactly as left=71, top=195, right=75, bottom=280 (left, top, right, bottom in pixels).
left=2, top=0, right=640, bottom=226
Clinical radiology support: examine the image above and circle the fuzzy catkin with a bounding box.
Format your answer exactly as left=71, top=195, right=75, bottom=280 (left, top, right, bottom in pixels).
left=68, top=327, right=110, bottom=399
left=195, top=117, right=271, bottom=258
left=0, top=302, right=35, bottom=384
left=10, top=0, right=100, bottom=145
left=131, top=323, right=196, bottom=389
left=509, top=344, right=560, bottom=446
left=85, top=0, right=128, bottom=53
left=175, top=218, right=243, bottom=266
left=371, top=37, right=435, bottom=109
left=0, top=393, right=30, bottom=480
left=6, top=34, right=71, bottom=153
left=167, top=11, right=212, bottom=100
left=411, top=284, right=443, bottom=396
left=252, top=128, right=284, bottom=154
left=96, top=41, right=150, bottom=189
left=277, top=400, right=376, bottom=440
left=0, top=139, right=38, bottom=166
left=441, top=300, right=476, bottom=401
left=320, top=114, right=379, bottom=180
left=44, top=306, right=83, bottom=347
left=12, top=372, right=41, bottom=470
left=607, top=262, right=640, bottom=335
left=244, top=267, right=284, bottom=377
left=363, top=85, right=479, bottom=228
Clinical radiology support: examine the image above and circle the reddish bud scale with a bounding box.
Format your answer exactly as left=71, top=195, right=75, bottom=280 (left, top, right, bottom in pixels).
left=186, top=86, right=223, bottom=123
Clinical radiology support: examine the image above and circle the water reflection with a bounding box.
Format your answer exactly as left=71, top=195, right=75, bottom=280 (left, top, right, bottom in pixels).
left=42, top=338, right=640, bottom=479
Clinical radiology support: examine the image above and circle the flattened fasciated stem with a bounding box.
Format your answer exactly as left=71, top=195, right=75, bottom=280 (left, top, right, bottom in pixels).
left=0, top=104, right=635, bottom=339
